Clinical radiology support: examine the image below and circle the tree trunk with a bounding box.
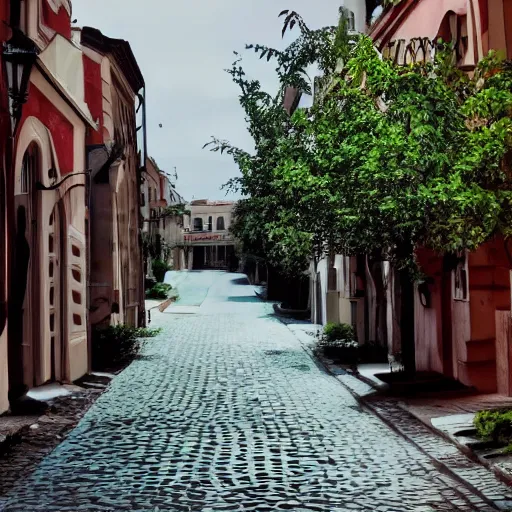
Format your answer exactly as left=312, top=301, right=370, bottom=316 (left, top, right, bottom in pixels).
left=399, top=269, right=416, bottom=374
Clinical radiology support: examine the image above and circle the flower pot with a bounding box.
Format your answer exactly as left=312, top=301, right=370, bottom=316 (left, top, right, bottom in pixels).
left=323, top=346, right=358, bottom=365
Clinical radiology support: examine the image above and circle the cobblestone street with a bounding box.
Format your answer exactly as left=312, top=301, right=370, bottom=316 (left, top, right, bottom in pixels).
left=1, top=271, right=511, bottom=511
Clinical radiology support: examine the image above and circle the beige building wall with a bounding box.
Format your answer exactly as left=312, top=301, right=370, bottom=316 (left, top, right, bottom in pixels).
left=85, top=39, right=144, bottom=330
left=184, top=202, right=234, bottom=232
left=13, top=70, right=89, bottom=388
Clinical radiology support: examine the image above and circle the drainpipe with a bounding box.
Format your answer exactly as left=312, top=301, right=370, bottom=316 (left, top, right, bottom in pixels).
left=139, top=86, right=148, bottom=326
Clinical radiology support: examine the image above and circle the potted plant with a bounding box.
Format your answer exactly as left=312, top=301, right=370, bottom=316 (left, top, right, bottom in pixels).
left=317, top=323, right=359, bottom=365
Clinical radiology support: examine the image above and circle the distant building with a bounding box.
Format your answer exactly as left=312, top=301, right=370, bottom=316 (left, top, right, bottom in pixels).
left=142, top=158, right=186, bottom=276
left=183, top=200, right=238, bottom=271
left=82, top=26, right=146, bottom=330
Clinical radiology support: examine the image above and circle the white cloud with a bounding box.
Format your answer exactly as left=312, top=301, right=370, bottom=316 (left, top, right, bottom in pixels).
left=73, top=0, right=342, bottom=201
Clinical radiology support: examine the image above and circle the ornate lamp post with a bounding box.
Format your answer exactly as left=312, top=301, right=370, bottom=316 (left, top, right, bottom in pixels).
left=3, top=29, right=39, bottom=133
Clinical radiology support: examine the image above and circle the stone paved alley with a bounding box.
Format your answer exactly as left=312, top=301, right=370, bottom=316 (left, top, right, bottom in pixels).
left=1, top=271, right=511, bottom=512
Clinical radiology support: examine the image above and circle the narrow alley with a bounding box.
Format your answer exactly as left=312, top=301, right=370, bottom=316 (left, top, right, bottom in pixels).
left=0, top=272, right=510, bottom=512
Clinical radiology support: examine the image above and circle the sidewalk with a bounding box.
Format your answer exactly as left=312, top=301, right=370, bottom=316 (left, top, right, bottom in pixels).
left=0, top=384, right=101, bottom=499
left=283, top=322, right=512, bottom=510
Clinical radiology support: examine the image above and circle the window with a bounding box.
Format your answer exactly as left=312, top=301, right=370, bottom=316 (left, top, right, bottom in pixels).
left=216, top=216, right=225, bottom=231
left=454, top=254, right=469, bottom=301
left=208, top=216, right=213, bottom=231
left=193, top=218, right=203, bottom=231
left=20, top=151, right=32, bottom=194
left=347, top=10, right=355, bottom=31
left=350, top=301, right=358, bottom=329
left=341, top=7, right=355, bottom=31
left=328, top=266, right=337, bottom=292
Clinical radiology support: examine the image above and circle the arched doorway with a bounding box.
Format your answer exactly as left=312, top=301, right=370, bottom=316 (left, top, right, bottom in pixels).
left=12, top=144, right=41, bottom=389
left=11, top=144, right=67, bottom=389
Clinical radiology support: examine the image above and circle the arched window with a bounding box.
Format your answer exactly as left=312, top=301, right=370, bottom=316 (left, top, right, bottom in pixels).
left=328, top=266, right=338, bottom=292
left=193, top=218, right=203, bottom=231
left=454, top=253, right=469, bottom=301
left=20, top=151, right=34, bottom=195
left=216, top=216, right=225, bottom=231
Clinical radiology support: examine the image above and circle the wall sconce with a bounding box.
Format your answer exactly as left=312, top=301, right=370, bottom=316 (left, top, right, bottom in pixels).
left=418, top=277, right=434, bottom=308
left=3, top=29, right=39, bottom=133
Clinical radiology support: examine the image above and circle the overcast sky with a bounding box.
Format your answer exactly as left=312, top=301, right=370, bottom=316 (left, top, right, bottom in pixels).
left=73, top=0, right=343, bottom=201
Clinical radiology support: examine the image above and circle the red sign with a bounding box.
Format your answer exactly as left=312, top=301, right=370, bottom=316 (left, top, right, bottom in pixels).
left=184, top=233, right=231, bottom=243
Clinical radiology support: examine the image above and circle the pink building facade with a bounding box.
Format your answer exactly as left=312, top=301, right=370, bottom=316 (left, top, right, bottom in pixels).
left=81, top=27, right=146, bottom=330
left=370, top=0, right=512, bottom=393
left=0, top=1, right=147, bottom=413
left=2, top=0, right=93, bottom=409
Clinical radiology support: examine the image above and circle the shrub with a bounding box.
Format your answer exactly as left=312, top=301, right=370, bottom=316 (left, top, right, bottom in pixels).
left=316, top=323, right=358, bottom=364
left=136, top=327, right=162, bottom=338
left=323, top=323, right=356, bottom=343
left=152, top=259, right=172, bottom=283
left=474, top=409, right=512, bottom=444
left=92, top=325, right=161, bottom=370
left=146, top=283, right=172, bottom=300
left=92, top=325, right=140, bottom=370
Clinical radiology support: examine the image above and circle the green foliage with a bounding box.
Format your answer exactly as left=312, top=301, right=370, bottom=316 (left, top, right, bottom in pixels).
left=208, top=9, right=512, bottom=277
left=162, top=203, right=191, bottom=218
left=316, top=323, right=358, bottom=364
left=323, top=322, right=356, bottom=342
left=145, top=283, right=173, bottom=300
left=135, top=327, right=163, bottom=338
left=316, top=324, right=358, bottom=367
left=474, top=409, right=512, bottom=445
left=92, top=325, right=146, bottom=370
left=152, top=259, right=172, bottom=283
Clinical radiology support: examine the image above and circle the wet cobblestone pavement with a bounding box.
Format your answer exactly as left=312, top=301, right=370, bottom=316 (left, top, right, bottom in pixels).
left=0, top=272, right=510, bottom=511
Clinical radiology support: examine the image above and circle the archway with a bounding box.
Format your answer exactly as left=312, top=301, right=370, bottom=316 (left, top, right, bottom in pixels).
left=9, top=117, right=66, bottom=396
left=12, top=143, right=41, bottom=389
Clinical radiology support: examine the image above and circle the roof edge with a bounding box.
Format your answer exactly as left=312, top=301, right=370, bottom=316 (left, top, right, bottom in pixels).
left=81, top=26, right=145, bottom=93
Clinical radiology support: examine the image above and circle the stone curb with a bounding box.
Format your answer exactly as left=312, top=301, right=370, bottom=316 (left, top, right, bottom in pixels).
left=352, top=371, right=512, bottom=491
left=360, top=397, right=511, bottom=511
left=283, top=323, right=512, bottom=511
left=400, top=400, right=512, bottom=490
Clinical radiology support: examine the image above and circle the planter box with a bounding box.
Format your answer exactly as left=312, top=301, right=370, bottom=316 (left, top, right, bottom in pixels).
left=323, top=346, right=358, bottom=365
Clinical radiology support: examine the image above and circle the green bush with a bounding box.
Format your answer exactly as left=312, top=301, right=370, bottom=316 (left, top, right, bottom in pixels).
left=92, top=325, right=140, bottom=370
left=92, top=325, right=162, bottom=370
left=136, top=327, right=162, bottom=338
left=316, top=323, right=358, bottom=364
left=474, top=409, right=512, bottom=444
left=152, top=259, right=172, bottom=283
left=323, top=323, right=355, bottom=342
left=145, top=283, right=172, bottom=300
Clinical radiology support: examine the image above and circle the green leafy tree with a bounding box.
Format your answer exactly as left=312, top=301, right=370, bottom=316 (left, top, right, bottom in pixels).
left=207, top=9, right=512, bottom=277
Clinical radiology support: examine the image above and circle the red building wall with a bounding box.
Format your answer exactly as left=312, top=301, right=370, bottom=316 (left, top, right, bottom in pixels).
left=83, top=55, right=104, bottom=145
left=42, top=0, right=72, bottom=40
left=19, top=86, right=74, bottom=175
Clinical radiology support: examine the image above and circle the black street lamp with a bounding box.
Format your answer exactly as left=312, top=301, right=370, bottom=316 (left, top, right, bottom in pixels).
left=3, top=29, right=39, bottom=133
